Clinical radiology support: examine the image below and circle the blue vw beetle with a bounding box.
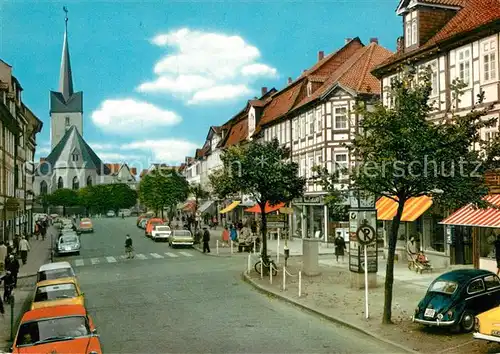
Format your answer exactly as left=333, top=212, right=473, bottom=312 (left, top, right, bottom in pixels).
left=413, top=269, right=500, bottom=332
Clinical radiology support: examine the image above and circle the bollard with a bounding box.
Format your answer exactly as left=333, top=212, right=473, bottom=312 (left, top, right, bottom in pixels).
left=253, top=240, right=256, bottom=254
left=282, top=266, right=286, bottom=291
left=230, top=240, right=233, bottom=255
left=10, top=294, right=15, bottom=340
left=269, top=262, right=273, bottom=284
left=298, top=271, right=302, bottom=297
left=247, top=254, right=251, bottom=274
left=277, top=236, right=280, bottom=264
left=260, top=257, right=263, bottom=279
left=216, top=240, right=219, bottom=255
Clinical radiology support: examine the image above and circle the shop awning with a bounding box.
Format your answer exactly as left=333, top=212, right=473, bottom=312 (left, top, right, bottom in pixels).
left=219, top=201, right=240, bottom=214
left=182, top=200, right=196, bottom=212
left=199, top=200, right=214, bottom=213
left=376, top=196, right=433, bottom=222
left=245, top=202, right=285, bottom=214
left=440, top=194, right=500, bottom=228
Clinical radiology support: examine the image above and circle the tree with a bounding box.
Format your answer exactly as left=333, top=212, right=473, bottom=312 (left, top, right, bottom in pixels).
left=108, top=183, right=138, bottom=212
left=311, top=165, right=349, bottom=222
left=209, top=139, right=306, bottom=265
left=351, top=67, right=494, bottom=324
left=48, top=188, right=79, bottom=216
left=36, top=194, right=51, bottom=213
left=189, top=184, right=209, bottom=233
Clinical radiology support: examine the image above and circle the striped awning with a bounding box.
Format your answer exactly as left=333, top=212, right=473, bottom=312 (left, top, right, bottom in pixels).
left=182, top=200, right=196, bottom=212
left=440, top=194, right=500, bottom=228
left=199, top=200, right=214, bottom=213
left=219, top=201, right=240, bottom=214
left=376, top=196, right=433, bottom=222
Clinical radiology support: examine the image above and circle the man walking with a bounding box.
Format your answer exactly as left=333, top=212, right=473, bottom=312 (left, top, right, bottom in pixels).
left=19, top=236, right=30, bottom=265
left=202, top=227, right=211, bottom=253
left=125, top=235, right=134, bottom=259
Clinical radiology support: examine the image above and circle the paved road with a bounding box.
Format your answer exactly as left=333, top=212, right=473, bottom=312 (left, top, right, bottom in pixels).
left=57, top=217, right=404, bottom=353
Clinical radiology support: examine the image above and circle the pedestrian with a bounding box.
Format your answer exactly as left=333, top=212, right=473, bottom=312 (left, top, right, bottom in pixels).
left=0, top=242, right=7, bottom=272
left=13, top=235, right=20, bottom=254
left=7, top=255, right=19, bottom=288
left=221, top=226, right=229, bottom=247
left=19, top=236, right=30, bottom=265
left=202, top=227, right=211, bottom=253
left=334, top=231, right=346, bottom=262
left=230, top=225, right=238, bottom=242
left=125, top=234, right=134, bottom=259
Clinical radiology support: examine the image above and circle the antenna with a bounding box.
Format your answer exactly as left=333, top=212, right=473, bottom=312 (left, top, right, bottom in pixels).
left=63, top=6, right=68, bottom=29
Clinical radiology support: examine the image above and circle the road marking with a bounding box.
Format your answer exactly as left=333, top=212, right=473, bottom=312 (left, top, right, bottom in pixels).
left=136, top=253, right=147, bottom=259
left=75, top=259, right=84, bottom=267
left=150, top=253, right=163, bottom=258
left=179, top=251, right=193, bottom=257
left=91, top=258, right=99, bottom=264
left=165, top=252, right=178, bottom=257
left=106, top=256, right=117, bottom=263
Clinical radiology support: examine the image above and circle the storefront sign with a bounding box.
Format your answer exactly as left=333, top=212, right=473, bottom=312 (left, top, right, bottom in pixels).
left=267, top=222, right=285, bottom=228
left=349, top=210, right=378, bottom=273
left=267, top=214, right=286, bottom=222
left=293, top=196, right=324, bottom=205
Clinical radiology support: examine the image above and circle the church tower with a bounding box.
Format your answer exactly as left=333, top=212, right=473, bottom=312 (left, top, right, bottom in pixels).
left=50, top=8, right=83, bottom=150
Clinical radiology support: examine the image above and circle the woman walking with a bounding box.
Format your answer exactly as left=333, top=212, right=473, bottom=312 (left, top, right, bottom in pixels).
left=221, top=227, right=230, bottom=247
left=125, top=235, right=134, bottom=259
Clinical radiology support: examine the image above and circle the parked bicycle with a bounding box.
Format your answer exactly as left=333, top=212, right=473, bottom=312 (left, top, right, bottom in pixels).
left=254, top=257, right=278, bottom=276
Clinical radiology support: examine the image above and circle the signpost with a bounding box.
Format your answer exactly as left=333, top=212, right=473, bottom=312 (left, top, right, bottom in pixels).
left=356, top=221, right=376, bottom=319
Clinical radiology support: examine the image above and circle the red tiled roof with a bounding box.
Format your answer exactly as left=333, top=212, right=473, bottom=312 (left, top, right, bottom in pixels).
left=223, top=118, right=248, bottom=148
left=258, top=81, right=304, bottom=127
left=376, top=0, right=500, bottom=72
left=421, top=0, right=466, bottom=6
left=105, top=163, right=121, bottom=174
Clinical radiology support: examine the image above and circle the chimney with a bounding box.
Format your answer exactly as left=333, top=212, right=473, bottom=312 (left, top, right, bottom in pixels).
left=318, top=51, right=324, bottom=61
left=345, top=38, right=352, bottom=44
left=261, top=87, right=268, bottom=96
left=397, top=36, right=404, bottom=53
left=288, top=77, right=292, bottom=84
left=40, top=157, right=46, bottom=163
left=370, top=37, right=378, bottom=44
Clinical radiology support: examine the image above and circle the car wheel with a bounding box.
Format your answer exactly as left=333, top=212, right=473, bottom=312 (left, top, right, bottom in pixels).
left=76, top=251, right=80, bottom=256
left=461, top=310, right=475, bottom=332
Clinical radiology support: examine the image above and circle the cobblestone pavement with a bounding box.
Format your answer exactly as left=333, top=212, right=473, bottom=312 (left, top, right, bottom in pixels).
left=245, top=257, right=500, bottom=354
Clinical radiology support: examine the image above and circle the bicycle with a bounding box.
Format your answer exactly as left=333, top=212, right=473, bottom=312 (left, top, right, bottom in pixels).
left=254, top=257, right=278, bottom=276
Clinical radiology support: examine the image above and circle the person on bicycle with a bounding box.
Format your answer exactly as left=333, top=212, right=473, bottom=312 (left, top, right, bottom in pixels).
left=125, top=235, right=134, bottom=259
left=3, top=271, right=14, bottom=304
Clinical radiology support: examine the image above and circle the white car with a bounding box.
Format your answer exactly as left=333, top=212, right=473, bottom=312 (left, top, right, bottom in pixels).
left=57, top=234, right=81, bottom=256
left=107, top=210, right=116, bottom=217
left=152, top=225, right=172, bottom=242
left=37, top=262, right=76, bottom=282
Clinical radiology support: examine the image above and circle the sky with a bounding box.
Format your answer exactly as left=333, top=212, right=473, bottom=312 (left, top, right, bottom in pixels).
left=0, top=0, right=401, bottom=170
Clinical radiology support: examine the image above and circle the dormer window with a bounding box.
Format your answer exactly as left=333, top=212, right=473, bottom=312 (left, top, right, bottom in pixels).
left=65, top=116, right=70, bottom=126
left=71, top=151, right=79, bottom=162
left=307, top=82, right=312, bottom=96
left=405, top=12, right=418, bottom=47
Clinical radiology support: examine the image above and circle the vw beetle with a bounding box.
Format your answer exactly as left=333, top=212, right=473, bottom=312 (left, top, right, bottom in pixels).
left=413, top=269, right=500, bottom=332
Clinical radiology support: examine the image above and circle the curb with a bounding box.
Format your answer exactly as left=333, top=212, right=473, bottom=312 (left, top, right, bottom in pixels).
left=242, top=272, right=419, bottom=354
left=193, top=246, right=241, bottom=257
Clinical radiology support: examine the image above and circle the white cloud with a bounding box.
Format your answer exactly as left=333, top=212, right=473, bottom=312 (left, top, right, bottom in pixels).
left=241, top=63, right=278, bottom=77
left=36, top=146, right=51, bottom=155
left=91, top=99, right=181, bottom=134
left=121, top=139, right=197, bottom=163
left=89, top=143, right=114, bottom=150
left=188, top=85, right=252, bottom=104
left=137, top=28, right=277, bottom=104
left=96, top=152, right=142, bottom=162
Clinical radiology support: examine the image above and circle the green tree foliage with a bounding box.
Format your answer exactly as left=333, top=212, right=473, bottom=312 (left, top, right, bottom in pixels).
left=77, top=184, right=137, bottom=214
left=35, top=194, right=51, bottom=213
left=138, top=170, right=189, bottom=218
left=351, top=67, right=494, bottom=324
left=209, top=139, right=306, bottom=263
left=48, top=188, right=79, bottom=215
left=189, top=184, right=209, bottom=233
left=311, top=165, right=349, bottom=221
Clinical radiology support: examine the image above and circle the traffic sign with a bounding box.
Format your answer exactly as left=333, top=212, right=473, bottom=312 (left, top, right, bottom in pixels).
left=356, top=224, right=376, bottom=245
left=267, top=221, right=285, bottom=228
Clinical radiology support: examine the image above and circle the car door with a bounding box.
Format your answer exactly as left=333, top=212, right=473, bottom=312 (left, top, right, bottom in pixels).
left=483, top=274, right=500, bottom=309
left=465, top=278, right=488, bottom=315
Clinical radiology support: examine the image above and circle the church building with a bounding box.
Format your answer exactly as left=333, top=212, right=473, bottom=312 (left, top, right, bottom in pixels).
left=35, top=13, right=137, bottom=195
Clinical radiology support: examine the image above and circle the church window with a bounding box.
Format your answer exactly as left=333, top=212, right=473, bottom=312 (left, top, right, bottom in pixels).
left=40, top=180, right=48, bottom=195
left=57, top=177, right=63, bottom=189
left=65, top=117, right=70, bottom=126
left=72, top=152, right=79, bottom=162
left=72, top=176, right=79, bottom=190
left=86, top=176, right=92, bottom=187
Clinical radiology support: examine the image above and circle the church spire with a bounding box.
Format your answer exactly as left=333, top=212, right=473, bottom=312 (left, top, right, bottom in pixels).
left=59, top=6, right=74, bottom=101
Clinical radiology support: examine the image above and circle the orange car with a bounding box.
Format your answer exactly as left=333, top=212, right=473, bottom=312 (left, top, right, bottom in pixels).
left=31, top=277, right=84, bottom=310
left=12, top=304, right=102, bottom=353
left=145, top=218, right=164, bottom=237
left=79, top=218, right=93, bottom=233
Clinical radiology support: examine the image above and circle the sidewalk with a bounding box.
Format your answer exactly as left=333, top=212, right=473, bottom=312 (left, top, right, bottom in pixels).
left=0, top=227, right=54, bottom=350
left=244, top=257, right=496, bottom=354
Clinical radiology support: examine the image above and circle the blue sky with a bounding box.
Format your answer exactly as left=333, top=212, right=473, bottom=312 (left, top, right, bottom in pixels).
left=1, top=0, right=401, bottom=169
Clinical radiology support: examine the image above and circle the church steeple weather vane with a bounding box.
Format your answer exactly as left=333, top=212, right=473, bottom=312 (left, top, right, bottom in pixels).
left=59, top=5, right=74, bottom=101
left=63, top=6, right=68, bottom=28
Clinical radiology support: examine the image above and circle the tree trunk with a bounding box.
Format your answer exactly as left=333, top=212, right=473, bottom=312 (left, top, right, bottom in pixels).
left=161, top=208, right=164, bottom=219
left=63, top=206, right=66, bottom=216
left=382, top=199, right=406, bottom=324
left=260, top=202, right=268, bottom=264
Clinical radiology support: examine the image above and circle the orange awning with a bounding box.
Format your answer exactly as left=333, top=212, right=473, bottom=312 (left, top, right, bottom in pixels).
left=245, top=202, right=285, bottom=214
left=182, top=200, right=196, bottom=212
left=376, top=196, right=433, bottom=222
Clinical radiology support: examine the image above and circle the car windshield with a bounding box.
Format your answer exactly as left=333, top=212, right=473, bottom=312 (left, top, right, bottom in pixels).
left=174, top=231, right=192, bottom=237
left=37, top=268, right=74, bottom=282
left=429, top=280, right=458, bottom=294
left=156, top=226, right=170, bottom=231
left=34, top=283, right=78, bottom=302
left=60, top=236, right=78, bottom=243
left=16, top=316, right=90, bottom=347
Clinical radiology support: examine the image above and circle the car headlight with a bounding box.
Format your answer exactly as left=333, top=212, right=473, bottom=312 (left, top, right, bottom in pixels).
left=437, top=313, right=444, bottom=320
left=474, top=317, right=480, bottom=332
left=447, top=309, right=454, bottom=319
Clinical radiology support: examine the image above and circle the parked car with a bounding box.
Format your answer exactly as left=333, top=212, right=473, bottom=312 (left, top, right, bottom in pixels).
left=169, top=229, right=194, bottom=248
left=79, top=218, right=93, bottom=233
left=37, top=262, right=76, bottom=284
left=152, top=225, right=172, bottom=242
left=31, top=277, right=84, bottom=310
left=118, top=209, right=131, bottom=217
left=106, top=210, right=115, bottom=217
left=12, top=304, right=102, bottom=353
left=474, top=304, right=500, bottom=343
left=413, top=269, right=500, bottom=332
left=57, top=234, right=81, bottom=256
left=138, top=218, right=148, bottom=229
left=145, top=218, right=164, bottom=237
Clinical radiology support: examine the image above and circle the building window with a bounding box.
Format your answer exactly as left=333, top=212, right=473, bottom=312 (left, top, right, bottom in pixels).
left=300, top=157, right=306, bottom=177
left=65, top=116, right=70, bottom=126
left=482, top=39, right=497, bottom=82
left=485, top=130, right=498, bottom=145
left=87, top=176, right=92, bottom=187
left=333, top=106, right=348, bottom=130
left=315, top=109, right=322, bottom=132
left=300, top=116, right=306, bottom=139
left=457, top=48, right=471, bottom=85
left=405, top=14, right=417, bottom=47
left=307, top=155, right=314, bottom=178
left=72, top=152, right=79, bottom=162
left=72, top=176, right=79, bottom=190
left=57, top=177, right=64, bottom=189
left=40, top=180, right=48, bottom=195
left=309, top=113, right=314, bottom=134
left=307, top=82, right=312, bottom=97
left=428, top=61, right=438, bottom=96
left=334, top=153, right=348, bottom=177
left=316, top=150, right=323, bottom=165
